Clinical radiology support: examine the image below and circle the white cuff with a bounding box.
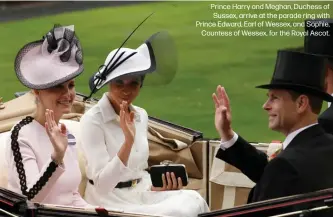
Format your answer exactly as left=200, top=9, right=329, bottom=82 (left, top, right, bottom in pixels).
left=220, top=132, right=238, bottom=150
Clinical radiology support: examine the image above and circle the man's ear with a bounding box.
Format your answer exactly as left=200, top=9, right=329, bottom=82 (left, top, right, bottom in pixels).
left=296, top=95, right=309, bottom=113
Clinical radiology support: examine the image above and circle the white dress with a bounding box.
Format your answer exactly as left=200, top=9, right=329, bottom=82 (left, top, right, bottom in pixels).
left=79, top=93, right=210, bottom=217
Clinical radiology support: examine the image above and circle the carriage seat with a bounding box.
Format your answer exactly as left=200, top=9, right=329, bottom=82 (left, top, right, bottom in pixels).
left=0, top=92, right=209, bottom=205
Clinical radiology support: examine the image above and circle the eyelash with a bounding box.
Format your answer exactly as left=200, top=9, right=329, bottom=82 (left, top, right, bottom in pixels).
left=115, top=82, right=139, bottom=86
left=268, top=96, right=277, bottom=102
left=55, top=83, right=75, bottom=89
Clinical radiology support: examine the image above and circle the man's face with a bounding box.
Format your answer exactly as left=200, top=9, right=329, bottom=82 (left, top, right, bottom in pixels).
left=262, top=89, right=299, bottom=134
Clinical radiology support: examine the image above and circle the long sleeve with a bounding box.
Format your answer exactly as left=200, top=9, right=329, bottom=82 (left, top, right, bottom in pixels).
left=215, top=135, right=268, bottom=183
left=72, top=191, right=90, bottom=207
left=79, top=113, right=132, bottom=194
left=220, top=132, right=238, bottom=150
left=9, top=138, right=65, bottom=202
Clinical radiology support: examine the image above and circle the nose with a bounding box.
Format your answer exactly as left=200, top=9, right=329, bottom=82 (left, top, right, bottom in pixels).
left=122, top=85, right=135, bottom=95
left=63, top=86, right=70, bottom=94
left=61, top=86, right=72, bottom=98
left=262, top=99, right=270, bottom=111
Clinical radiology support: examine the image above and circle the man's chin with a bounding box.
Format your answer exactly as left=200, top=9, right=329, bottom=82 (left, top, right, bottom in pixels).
left=268, top=123, right=277, bottom=131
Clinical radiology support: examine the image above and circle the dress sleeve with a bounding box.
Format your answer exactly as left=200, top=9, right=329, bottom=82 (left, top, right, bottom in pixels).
left=9, top=136, right=65, bottom=202
left=79, top=114, right=132, bottom=194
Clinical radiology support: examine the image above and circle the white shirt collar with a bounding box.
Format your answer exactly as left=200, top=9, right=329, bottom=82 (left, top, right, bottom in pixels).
left=98, top=93, right=140, bottom=123
left=98, top=93, right=117, bottom=123
left=282, top=123, right=318, bottom=149
left=328, top=93, right=333, bottom=108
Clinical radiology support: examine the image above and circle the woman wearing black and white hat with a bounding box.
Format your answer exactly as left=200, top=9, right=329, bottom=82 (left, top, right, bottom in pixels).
left=5, top=24, right=89, bottom=207
left=80, top=31, right=210, bottom=216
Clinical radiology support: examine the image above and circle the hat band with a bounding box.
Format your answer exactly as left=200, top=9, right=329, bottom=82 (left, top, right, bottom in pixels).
left=270, top=78, right=324, bottom=91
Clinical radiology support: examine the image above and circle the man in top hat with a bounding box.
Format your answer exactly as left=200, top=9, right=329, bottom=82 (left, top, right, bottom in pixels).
left=212, top=49, right=333, bottom=213
left=303, top=19, right=333, bottom=134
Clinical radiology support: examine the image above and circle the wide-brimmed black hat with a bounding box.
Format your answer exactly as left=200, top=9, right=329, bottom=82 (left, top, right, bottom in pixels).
left=304, top=19, right=333, bottom=58
left=256, top=49, right=333, bottom=102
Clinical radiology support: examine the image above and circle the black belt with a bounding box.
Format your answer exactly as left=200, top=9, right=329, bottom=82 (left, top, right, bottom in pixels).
left=88, top=178, right=141, bottom=188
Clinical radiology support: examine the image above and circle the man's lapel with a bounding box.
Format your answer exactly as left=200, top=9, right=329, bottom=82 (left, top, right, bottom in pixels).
left=248, top=125, right=324, bottom=203
left=283, top=124, right=324, bottom=150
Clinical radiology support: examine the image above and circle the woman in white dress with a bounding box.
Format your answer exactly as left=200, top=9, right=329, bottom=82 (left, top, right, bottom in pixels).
left=80, top=32, right=210, bottom=217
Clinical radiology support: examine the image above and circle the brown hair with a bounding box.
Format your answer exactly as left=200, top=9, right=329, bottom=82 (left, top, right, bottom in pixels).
left=287, top=90, right=323, bottom=114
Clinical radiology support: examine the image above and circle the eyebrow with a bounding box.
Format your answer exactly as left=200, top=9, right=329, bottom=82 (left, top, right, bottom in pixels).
left=267, top=93, right=277, bottom=98
left=56, top=81, right=74, bottom=88
left=116, top=79, right=140, bottom=83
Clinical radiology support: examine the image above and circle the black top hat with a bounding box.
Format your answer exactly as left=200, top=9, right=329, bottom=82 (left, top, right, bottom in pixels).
left=256, top=49, right=333, bottom=102
left=304, top=19, right=333, bottom=58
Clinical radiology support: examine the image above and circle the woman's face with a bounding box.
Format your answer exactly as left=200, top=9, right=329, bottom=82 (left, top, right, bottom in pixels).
left=108, top=76, right=141, bottom=106
left=35, top=79, right=76, bottom=116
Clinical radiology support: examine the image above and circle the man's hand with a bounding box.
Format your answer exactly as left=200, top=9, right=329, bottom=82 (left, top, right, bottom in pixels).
left=212, top=85, right=234, bottom=141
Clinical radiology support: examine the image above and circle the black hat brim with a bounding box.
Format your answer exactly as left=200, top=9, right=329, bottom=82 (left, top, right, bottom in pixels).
left=256, top=83, right=333, bottom=102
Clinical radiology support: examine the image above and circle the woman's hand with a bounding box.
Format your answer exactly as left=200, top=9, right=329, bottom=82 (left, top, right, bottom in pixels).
left=119, top=101, right=136, bottom=145
left=151, top=172, right=183, bottom=191
left=45, top=109, right=68, bottom=164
